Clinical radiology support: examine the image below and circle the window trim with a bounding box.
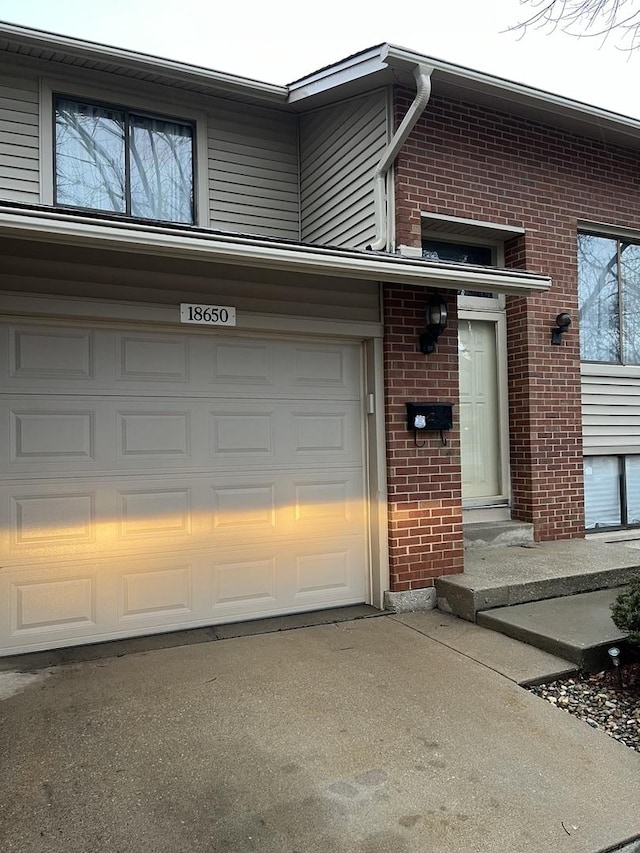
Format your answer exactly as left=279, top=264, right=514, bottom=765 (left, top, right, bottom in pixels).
left=40, top=77, right=209, bottom=227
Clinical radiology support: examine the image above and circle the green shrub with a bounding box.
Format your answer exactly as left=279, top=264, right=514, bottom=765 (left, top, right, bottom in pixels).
left=611, top=576, right=640, bottom=648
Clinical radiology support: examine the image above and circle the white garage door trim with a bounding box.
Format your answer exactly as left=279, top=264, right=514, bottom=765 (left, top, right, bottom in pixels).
left=0, top=304, right=385, bottom=656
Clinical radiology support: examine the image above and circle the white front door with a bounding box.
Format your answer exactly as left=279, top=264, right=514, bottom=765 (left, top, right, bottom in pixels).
left=458, top=301, right=509, bottom=508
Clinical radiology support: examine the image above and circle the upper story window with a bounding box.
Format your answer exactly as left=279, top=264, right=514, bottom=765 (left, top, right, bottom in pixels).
left=578, top=233, right=640, bottom=364
left=54, top=96, right=195, bottom=224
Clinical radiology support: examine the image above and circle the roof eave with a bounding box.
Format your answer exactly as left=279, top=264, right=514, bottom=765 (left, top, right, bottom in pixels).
left=0, top=20, right=288, bottom=105
left=0, top=206, right=551, bottom=296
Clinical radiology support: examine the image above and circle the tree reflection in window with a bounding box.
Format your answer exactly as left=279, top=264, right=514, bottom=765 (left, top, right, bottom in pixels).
left=55, top=97, right=194, bottom=224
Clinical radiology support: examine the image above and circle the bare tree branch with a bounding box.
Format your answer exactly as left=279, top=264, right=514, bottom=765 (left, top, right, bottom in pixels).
left=509, top=0, right=640, bottom=51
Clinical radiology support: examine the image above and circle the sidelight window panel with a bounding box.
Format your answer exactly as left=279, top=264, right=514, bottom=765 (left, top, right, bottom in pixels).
left=129, top=115, right=193, bottom=223
left=55, top=99, right=126, bottom=213
left=584, top=456, right=621, bottom=529
left=578, top=234, right=619, bottom=363
left=621, top=242, right=640, bottom=364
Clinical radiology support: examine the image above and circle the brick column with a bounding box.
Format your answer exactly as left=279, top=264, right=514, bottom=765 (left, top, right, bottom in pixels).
left=383, top=285, right=464, bottom=591
left=504, top=235, right=585, bottom=539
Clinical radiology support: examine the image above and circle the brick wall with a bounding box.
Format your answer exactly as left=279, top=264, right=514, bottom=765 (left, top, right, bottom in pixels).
left=383, top=285, right=464, bottom=590
left=391, top=88, right=640, bottom=543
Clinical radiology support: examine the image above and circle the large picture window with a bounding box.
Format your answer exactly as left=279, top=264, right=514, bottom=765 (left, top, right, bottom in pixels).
left=54, top=97, right=195, bottom=224
left=578, top=233, right=640, bottom=363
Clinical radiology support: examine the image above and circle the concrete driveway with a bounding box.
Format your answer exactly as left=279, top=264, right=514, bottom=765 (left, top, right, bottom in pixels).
left=1, top=614, right=639, bottom=853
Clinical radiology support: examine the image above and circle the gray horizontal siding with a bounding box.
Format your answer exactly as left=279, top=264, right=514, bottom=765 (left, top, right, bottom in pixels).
left=582, top=370, right=640, bottom=453
left=0, top=74, right=40, bottom=204
left=0, top=250, right=380, bottom=323
left=300, top=91, right=388, bottom=249
left=208, top=100, right=299, bottom=239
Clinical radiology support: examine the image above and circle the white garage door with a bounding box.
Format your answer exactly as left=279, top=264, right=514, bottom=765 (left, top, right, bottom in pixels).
left=0, top=320, right=368, bottom=655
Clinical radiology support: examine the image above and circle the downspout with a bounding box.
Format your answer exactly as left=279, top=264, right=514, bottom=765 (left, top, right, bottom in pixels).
left=369, top=63, right=433, bottom=252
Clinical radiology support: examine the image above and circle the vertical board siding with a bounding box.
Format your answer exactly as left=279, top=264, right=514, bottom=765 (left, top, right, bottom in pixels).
left=300, top=91, right=388, bottom=249
left=208, top=101, right=299, bottom=239
left=582, top=369, right=640, bottom=453
left=0, top=73, right=40, bottom=203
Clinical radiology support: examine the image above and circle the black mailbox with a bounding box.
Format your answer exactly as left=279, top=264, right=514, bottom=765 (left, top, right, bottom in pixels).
left=406, top=403, right=453, bottom=432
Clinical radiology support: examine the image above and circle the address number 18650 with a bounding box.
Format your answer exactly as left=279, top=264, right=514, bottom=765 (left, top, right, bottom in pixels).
left=180, top=303, right=236, bottom=326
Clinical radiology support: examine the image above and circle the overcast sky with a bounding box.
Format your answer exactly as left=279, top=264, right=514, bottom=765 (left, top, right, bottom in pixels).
left=0, top=0, right=637, bottom=118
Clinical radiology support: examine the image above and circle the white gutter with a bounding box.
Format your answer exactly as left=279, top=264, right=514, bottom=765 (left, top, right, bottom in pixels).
left=369, top=63, right=433, bottom=251
left=0, top=207, right=550, bottom=295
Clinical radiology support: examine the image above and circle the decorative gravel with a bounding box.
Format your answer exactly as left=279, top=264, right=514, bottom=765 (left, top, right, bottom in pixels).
left=528, top=662, right=640, bottom=753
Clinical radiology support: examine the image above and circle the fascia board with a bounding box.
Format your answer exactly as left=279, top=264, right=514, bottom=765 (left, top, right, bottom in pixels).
left=287, top=49, right=389, bottom=103
left=0, top=208, right=551, bottom=296
left=0, top=21, right=288, bottom=105
left=386, top=44, right=640, bottom=139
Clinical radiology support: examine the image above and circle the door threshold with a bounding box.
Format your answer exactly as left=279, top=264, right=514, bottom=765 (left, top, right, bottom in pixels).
left=463, top=505, right=510, bottom=524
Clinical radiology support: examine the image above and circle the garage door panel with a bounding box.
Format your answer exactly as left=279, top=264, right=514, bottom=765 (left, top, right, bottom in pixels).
left=2, top=325, right=361, bottom=400
left=7, top=325, right=94, bottom=381
left=116, top=332, right=190, bottom=383
left=0, top=534, right=367, bottom=653
left=2, top=467, right=365, bottom=562
left=2, top=398, right=362, bottom=475
left=211, top=482, right=277, bottom=534
left=1, top=563, right=102, bottom=651
left=209, top=409, right=276, bottom=458
left=118, top=409, right=192, bottom=460
left=118, top=488, right=193, bottom=539
left=208, top=537, right=366, bottom=617
left=120, top=564, right=193, bottom=621
left=4, top=485, right=99, bottom=557
left=294, top=547, right=359, bottom=599
left=12, top=573, right=97, bottom=635
left=293, top=477, right=357, bottom=526
left=10, top=408, right=95, bottom=463
left=210, top=339, right=275, bottom=388
left=212, top=555, right=278, bottom=609
left=289, top=343, right=353, bottom=389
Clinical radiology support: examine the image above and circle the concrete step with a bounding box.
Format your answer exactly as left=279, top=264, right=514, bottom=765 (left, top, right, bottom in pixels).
left=476, top=587, right=630, bottom=673
left=436, top=538, right=640, bottom=622
left=464, top=520, right=534, bottom=548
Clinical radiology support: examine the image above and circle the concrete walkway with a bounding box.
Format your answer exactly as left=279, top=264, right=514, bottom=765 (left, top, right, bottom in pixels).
left=1, top=614, right=639, bottom=853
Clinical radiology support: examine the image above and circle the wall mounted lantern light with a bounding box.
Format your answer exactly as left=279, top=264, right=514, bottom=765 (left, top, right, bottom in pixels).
left=419, top=295, right=448, bottom=354
left=551, top=312, right=572, bottom=345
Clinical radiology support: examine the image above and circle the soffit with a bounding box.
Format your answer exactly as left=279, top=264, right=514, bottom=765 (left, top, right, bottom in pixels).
left=0, top=25, right=288, bottom=107
left=421, top=213, right=525, bottom=242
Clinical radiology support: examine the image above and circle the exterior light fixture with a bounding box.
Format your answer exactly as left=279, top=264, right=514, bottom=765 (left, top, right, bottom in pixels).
left=551, top=312, right=572, bottom=345
left=608, top=646, right=623, bottom=687
left=419, top=295, right=448, bottom=354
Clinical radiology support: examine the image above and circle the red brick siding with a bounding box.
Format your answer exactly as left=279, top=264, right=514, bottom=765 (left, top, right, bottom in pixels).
left=391, top=89, right=640, bottom=541
left=384, top=286, right=464, bottom=590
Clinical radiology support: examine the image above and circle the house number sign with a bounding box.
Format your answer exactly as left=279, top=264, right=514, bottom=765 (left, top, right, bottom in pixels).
left=180, top=303, right=236, bottom=326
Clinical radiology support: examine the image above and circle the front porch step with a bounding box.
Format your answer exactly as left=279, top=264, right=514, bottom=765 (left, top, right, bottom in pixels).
left=436, top=538, right=640, bottom=622
left=464, top=520, right=533, bottom=548
left=476, top=587, right=629, bottom=673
